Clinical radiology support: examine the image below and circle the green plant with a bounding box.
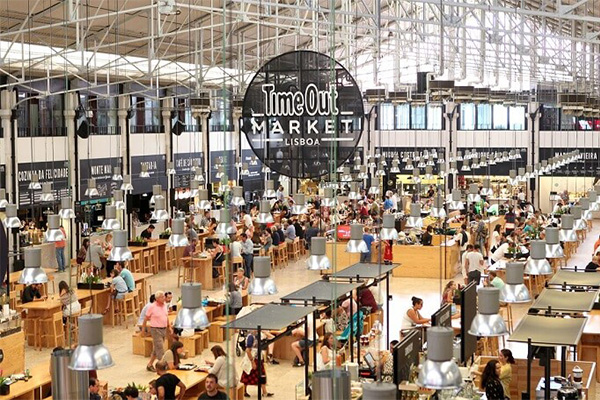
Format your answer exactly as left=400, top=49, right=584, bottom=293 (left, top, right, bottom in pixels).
left=0, top=377, right=8, bottom=386
left=220, top=237, right=231, bottom=246
left=127, top=382, right=148, bottom=393
left=133, top=236, right=145, bottom=244
left=83, top=275, right=101, bottom=285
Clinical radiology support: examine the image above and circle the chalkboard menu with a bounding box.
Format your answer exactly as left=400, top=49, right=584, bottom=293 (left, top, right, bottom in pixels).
left=80, top=157, right=122, bottom=200
left=18, top=161, right=69, bottom=207
left=173, top=152, right=204, bottom=188
left=130, top=154, right=168, bottom=195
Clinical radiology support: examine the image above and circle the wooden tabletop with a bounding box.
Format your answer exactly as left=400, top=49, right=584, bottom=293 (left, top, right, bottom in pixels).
left=129, top=239, right=169, bottom=253
left=583, top=310, right=600, bottom=335
left=16, top=298, right=62, bottom=311
left=170, top=368, right=208, bottom=391
left=0, top=362, right=51, bottom=400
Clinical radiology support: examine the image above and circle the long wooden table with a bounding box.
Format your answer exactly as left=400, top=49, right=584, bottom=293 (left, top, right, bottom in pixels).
left=9, top=268, right=55, bottom=296
left=181, top=256, right=215, bottom=289
left=0, top=362, right=51, bottom=400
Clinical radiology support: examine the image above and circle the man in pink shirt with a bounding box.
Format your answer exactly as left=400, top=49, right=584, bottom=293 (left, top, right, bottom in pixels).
left=143, top=290, right=171, bottom=372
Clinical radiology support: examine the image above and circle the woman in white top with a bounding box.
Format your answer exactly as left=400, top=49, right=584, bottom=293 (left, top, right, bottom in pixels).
left=204, top=345, right=238, bottom=389
left=490, top=225, right=502, bottom=253
left=400, top=297, right=431, bottom=330
left=316, top=333, right=335, bottom=371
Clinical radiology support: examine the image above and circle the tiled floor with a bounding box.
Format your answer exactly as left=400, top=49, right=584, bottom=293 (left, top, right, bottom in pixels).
left=25, top=224, right=600, bottom=398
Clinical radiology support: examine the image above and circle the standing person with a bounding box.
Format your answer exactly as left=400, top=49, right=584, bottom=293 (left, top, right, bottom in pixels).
left=55, top=225, right=67, bottom=272
left=230, top=235, right=243, bottom=259
left=361, top=227, right=375, bottom=263
left=490, top=225, right=502, bottom=253
left=464, top=244, right=485, bottom=285
left=198, top=373, right=229, bottom=400
left=480, top=360, right=505, bottom=400
left=240, top=331, right=274, bottom=398
left=141, top=224, right=156, bottom=242
left=143, top=291, right=171, bottom=372
left=241, top=209, right=253, bottom=230
left=155, top=361, right=186, bottom=400
left=241, top=233, right=254, bottom=278
left=498, top=349, right=515, bottom=399
left=474, top=215, right=488, bottom=257
left=87, top=241, right=105, bottom=274
left=504, top=207, right=516, bottom=235
left=383, top=239, right=393, bottom=265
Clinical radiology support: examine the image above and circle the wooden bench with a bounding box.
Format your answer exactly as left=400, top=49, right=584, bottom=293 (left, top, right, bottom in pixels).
left=132, top=332, right=168, bottom=357
left=179, top=330, right=210, bottom=357
left=208, top=321, right=233, bottom=343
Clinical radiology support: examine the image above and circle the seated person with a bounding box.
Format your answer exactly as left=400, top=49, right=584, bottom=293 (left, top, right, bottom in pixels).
left=488, top=271, right=505, bottom=289
left=401, top=297, right=431, bottom=331
left=233, top=268, right=249, bottom=291
left=123, top=386, right=139, bottom=400
left=183, top=238, right=198, bottom=258
left=21, top=283, right=45, bottom=303
left=585, top=255, right=600, bottom=272
left=210, top=243, right=225, bottom=278
left=224, top=283, right=242, bottom=315
left=291, top=313, right=318, bottom=367
left=421, top=225, right=434, bottom=246
left=89, top=377, right=101, bottom=400
left=161, top=341, right=184, bottom=370
left=140, top=224, right=156, bottom=242
left=319, top=309, right=335, bottom=334
left=198, top=373, right=229, bottom=400
left=103, top=268, right=129, bottom=314
left=316, top=333, right=335, bottom=371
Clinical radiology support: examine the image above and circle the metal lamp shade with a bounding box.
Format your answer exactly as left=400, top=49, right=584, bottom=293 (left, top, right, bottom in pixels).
left=3, top=204, right=20, bottom=228
left=59, top=196, right=76, bottom=219
left=112, top=190, right=126, bottom=211
left=28, top=173, right=41, bottom=190
left=85, top=179, right=99, bottom=197
left=194, top=167, right=204, bottom=182
left=108, top=230, right=133, bottom=262
left=346, top=224, right=367, bottom=253
left=189, top=180, right=200, bottom=197
left=431, top=195, right=446, bottom=218
left=580, top=198, right=592, bottom=220
left=40, top=182, right=54, bottom=202
left=368, top=178, right=380, bottom=195
left=198, top=189, right=212, bottom=210
left=120, top=175, right=134, bottom=191
left=173, top=283, right=209, bottom=329
left=447, top=189, right=464, bottom=210
left=166, top=162, right=176, bottom=175
left=412, top=168, right=421, bottom=184
left=390, top=160, right=401, bottom=173
left=248, top=257, right=278, bottom=295
left=257, top=200, right=274, bottom=224
left=525, top=240, right=553, bottom=275
left=306, top=237, right=331, bottom=270
left=139, top=164, right=151, bottom=178
left=45, top=215, right=65, bottom=242
left=467, top=183, right=480, bottom=203
left=112, top=166, right=123, bottom=181
left=448, top=161, right=458, bottom=175
left=241, top=163, right=250, bottom=176
left=571, top=206, right=587, bottom=230
left=150, top=197, right=170, bottom=221
left=0, top=188, right=7, bottom=208
left=18, top=247, right=49, bottom=284
left=101, top=206, right=121, bottom=230
left=500, top=262, right=531, bottom=303
left=358, top=165, right=369, bottom=180
left=340, top=167, right=352, bottom=182
left=380, top=214, right=398, bottom=240
left=150, top=185, right=164, bottom=205
left=348, top=183, right=360, bottom=200
left=215, top=209, right=236, bottom=239
left=468, top=287, right=509, bottom=337
left=231, top=186, right=246, bottom=206
left=292, top=194, right=308, bottom=214
left=169, top=219, right=189, bottom=247
left=559, top=215, right=578, bottom=242
left=405, top=204, right=423, bottom=229
left=417, top=327, right=462, bottom=389
left=362, top=382, right=396, bottom=400
left=264, top=180, right=277, bottom=199
left=69, top=314, right=114, bottom=370
left=590, top=189, right=600, bottom=210
left=404, top=160, right=414, bottom=171
left=322, top=187, right=337, bottom=207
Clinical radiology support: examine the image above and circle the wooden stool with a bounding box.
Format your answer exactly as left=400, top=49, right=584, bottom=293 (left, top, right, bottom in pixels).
left=24, top=318, right=41, bottom=350
left=180, top=330, right=210, bottom=356
left=287, top=238, right=301, bottom=261
left=131, top=253, right=142, bottom=273
left=40, top=311, right=65, bottom=349
left=142, top=251, right=152, bottom=274
left=149, top=249, right=159, bottom=274
left=232, top=257, right=244, bottom=274
left=213, top=264, right=226, bottom=288
left=115, top=291, right=139, bottom=328
left=299, top=239, right=307, bottom=255
left=499, top=303, right=513, bottom=333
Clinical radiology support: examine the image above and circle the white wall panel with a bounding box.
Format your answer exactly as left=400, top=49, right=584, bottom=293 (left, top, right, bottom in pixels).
left=456, top=131, right=528, bottom=148
left=77, top=136, right=122, bottom=159
left=129, top=133, right=165, bottom=156
left=0, top=139, right=5, bottom=164
left=16, top=137, right=69, bottom=163
left=209, top=131, right=235, bottom=152
left=172, top=131, right=203, bottom=154
left=538, top=131, right=600, bottom=148
left=376, top=130, right=447, bottom=148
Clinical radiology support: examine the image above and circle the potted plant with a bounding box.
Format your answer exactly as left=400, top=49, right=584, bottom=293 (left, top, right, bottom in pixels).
left=0, top=376, right=10, bottom=395
left=128, top=236, right=148, bottom=247
left=159, top=228, right=171, bottom=240
left=77, top=274, right=105, bottom=290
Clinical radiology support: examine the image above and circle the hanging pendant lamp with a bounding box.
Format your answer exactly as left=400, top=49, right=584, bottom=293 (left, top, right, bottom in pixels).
left=357, top=165, right=369, bottom=180
left=28, top=173, right=42, bottom=190
left=45, top=215, right=65, bottom=242
left=231, top=186, right=246, bottom=206
left=198, top=189, right=212, bottom=210
left=248, top=256, right=278, bottom=295
left=559, top=214, right=578, bottom=242
left=139, top=164, right=151, bottom=178
left=59, top=196, right=76, bottom=219
left=0, top=189, right=7, bottom=208
left=447, top=189, right=465, bottom=210
left=112, top=166, right=123, bottom=181
left=306, top=237, right=331, bottom=270
left=264, top=180, right=277, bottom=199
left=468, top=287, right=509, bottom=337
left=169, top=218, right=189, bottom=247
left=380, top=214, right=399, bottom=240
left=215, top=208, right=236, bottom=239
left=571, top=206, right=587, bottom=230
left=150, top=184, right=164, bottom=205
left=121, top=175, right=134, bottom=191
left=69, top=314, right=114, bottom=370
left=525, top=240, right=553, bottom=275
left=101, top=205, right=120, bottom=230
left=108, top=230, right=133, bottom=262
left=3, top=204, right=20, bottom=228
left=412, top=168, right=421, bottom=184
left=368, top=178, right=380, bottom=195
left=417, top=327, right=462, bottom=389
left=500, top=262, right=532, bottom=303
left=40, top=182, right=54, bottom=202
left=346, top=224, right=368, bottom=253
left=257, top=200, right=274, bottom=223
left=322, top=187, right=337, bottom=207
left=151, top=197, right=170, bottom=221
left=18, top=247, right=49, bottom=284
left=544, top=227, right=564, bottom=258
left=467, top=183, right=480, bottom=203
left=173, top=283, right=210, bottom=329
left=405, top=203, right=423, bottom=229
left=480, top=178, right=493, bottom=197
left=292, top=193, right=308, bottom=214
left=431, top=195, right=446, bottom=218
left=85, top=178, right=99, bottom=197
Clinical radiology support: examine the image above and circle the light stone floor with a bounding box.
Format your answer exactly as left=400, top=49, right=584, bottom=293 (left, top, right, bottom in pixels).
left=25, top=223, right=600, bottom=399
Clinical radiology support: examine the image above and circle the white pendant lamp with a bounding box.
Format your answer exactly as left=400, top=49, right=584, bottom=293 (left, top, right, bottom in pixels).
left=166, top=162, right=176, bottom=175
left=248, top=256, right=278, bottom=295
left=580, top=198, right=593, bottom=220
left=85, top=178, right=99, bottom=197
left=438, top=163, right=447, bottom=178
left=240, top=163, right=250, bottom=176
left=173, top=283, right=209, bottom=329
left=45, top=215, right=65, bottom=242
left=544, top=227, right=564, bottom=258
left=460, top=160, right=471, bottom=172
left=150, top=184, right=164, bottom=205
left=18, top=247, right=49, bottom=284
left=405, top=203, right=423, bottom=229
left=447, top=189, right=465, bottom=210
left=59, top=197, right=76, bottom=219
left=500, top=262, right=531, bottom=303
left=480, top=178, right=493, bottom=197
left=322, top=187, right=337, bottom=207
left=404, top=159, right=414, bottom=171
left=139, top=164, right=151, bottom=178
left=468, top=287, right=509, bottom=337
left=112, top=166, right=123, bottom=181
left=390, top=159, right=401, bottom=173
left=101, top=205, right=120, bottom=230
left=346, top=224, right=367, bottom=253
left=69, top=314, right=114, bottom=370
left=189, top=180, right=200, bottom=197
left=348, top=182, right=360, bottom=200
left=525, top=240, right=553, bottom=275
left=216, top=166, right=225, bottom=179
left=424, top=165, right=434, bottom=180
left=448, top=161, right=458, bottom=175
left=380, top=214, right=399, bottom=240
left=40, top=182, right=54, bottom=202
left=112, top=190, right=126, bottom=211
left=368, top=178, right=380, bottom=195
left=357, top=165, right=369, bottom=180
left=250, top=156, right=258, bottom=166
left=412, top=168, right=421, bottom=184
left=0, top=189, right=7, bottom=208
left=431, top=195, right=446, bottom=218
left=306, top=237, right=331, bottom=270
left=264, top=180, right=277, bottom=199
left=194, top=167, right=205, bottom=183
left=508, top=169, right=518, bottom=186
left=571, top=206, right=587, bottom=230
left=375, top=163, right=386, bottom=176
left=340, top=167, right=352, bottom=182
left=3, top=204, right=20, bottom=228
left=292, top=193, right=308, bottom=214
left=215, top=208, right=236, bottom=239
left=467, top=183, right=480, bottom=203
left=121, top=175, right=134, bottom=191
left=588, top=190, right=600, bottom=212
left=150, top=197, right=170, bottom=221
left=559, top=214, right=578, bottom=242
left=417, top=327, right=462, bottom=389
left=28, top=173, right=41, bottom=190
left=198, top=189, right=212, bottom=210
left=169, top=218, right=189, bottom=247
left=231, top=186, right=246, bottom=206
left=257, top=200, right=274, bottom=223
left=108, top=230, right=133, bottom=262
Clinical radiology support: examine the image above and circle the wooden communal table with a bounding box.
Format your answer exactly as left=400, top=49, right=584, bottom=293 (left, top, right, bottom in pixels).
left=181, top=256, right=215, bottom=290
left=0, top=362, right=51, bottom=400
left=17, top=299, right=63, bottom=348
left=171, top=369, right=208, bottom=398
left=129, top=239, right=169, bottom=273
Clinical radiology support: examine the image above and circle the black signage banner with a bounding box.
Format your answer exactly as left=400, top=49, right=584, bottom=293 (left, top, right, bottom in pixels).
left=80, top=157, right=122, bottom=200
left=538, top=148, right=600, bottom=176
left=377, top=147, right=446, bottom=174
left=0, top=165, right=5, bottom=189
left=456, top=147, right=527, bottom=176
left=173, top=152, right=204, bottom=188
left=240, top=50, right=364, bottom=179
left=130, top=155, right=168, bottom=195
left=18, top=161, right=70, bottom=207
left=210, top=150, right=237, bottom=183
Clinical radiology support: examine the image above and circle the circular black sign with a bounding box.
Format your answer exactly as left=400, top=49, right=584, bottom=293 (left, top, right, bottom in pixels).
left=241, top=51, right=364, bottom=179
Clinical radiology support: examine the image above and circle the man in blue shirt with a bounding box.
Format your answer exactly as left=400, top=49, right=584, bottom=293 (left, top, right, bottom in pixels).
left=115, top=262, right=135, bottom=291
left=383, top=195, right=394, bottom=211
left=361, top=227, right=375, bottom=263
left=283, top=220, right=296, bottom=243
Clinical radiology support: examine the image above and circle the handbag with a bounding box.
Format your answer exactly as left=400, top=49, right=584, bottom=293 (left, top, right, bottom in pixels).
left=240, top=353, right=253, bottom=375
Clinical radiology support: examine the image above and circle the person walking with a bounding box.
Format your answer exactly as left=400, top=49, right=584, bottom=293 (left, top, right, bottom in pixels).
left=55, top=225, right=67, bottom=272
left=241, top=233, right=254, bottom=278
left=142, top=291, right=171, bottom=372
